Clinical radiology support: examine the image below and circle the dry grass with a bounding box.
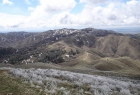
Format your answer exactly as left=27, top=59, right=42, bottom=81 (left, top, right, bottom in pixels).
left=0, top=70, right=45, bottom=95
left=60, top=54, right=140, bottom=77
left=92, top=57, right=140, bottom=75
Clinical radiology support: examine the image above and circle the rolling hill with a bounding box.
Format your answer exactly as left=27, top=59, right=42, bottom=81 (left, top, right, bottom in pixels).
left=0, top=28, right=140, bottom=75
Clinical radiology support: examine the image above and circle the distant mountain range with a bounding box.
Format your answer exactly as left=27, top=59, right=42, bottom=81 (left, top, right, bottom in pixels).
left=0, top=28, right=140, bottom=75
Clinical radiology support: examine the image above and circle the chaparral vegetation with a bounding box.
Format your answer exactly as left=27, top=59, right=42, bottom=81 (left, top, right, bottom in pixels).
left=1, top=67, right=140, bottom=95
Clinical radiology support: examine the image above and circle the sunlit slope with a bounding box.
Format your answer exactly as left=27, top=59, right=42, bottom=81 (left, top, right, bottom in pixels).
left=89, top=57, right=140, bottom=75
left=94, top=34, right=140, bottom=59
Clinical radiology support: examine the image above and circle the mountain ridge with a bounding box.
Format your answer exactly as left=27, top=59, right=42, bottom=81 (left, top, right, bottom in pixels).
left=0, top=28, right=140, bottom=64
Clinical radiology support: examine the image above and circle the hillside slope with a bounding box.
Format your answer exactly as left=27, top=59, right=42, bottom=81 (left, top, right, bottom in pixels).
left=94, top=34, right=140, bottom=59
left=0, top=28, right=140, bottom=70
left=0, top=32, right=36, bottom=48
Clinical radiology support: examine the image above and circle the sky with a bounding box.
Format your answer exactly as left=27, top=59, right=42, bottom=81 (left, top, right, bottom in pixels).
left=0, top=0, right=140, bottom=32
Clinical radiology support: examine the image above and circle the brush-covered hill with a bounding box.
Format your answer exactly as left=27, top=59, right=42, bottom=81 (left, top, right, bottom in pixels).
left=0, top=32, right=36, bottom=48
left=12, top=28, right=119, bottom=48
left=0, top=28, right=140, bottom=75
left=0, top=28, right=139, bottom=59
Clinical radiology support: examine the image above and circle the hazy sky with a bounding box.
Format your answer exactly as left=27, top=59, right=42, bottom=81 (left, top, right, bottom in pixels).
left=0, top=0, right=140, bottom=32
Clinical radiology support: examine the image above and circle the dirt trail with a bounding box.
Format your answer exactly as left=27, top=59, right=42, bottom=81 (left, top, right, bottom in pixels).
left=83, top=51, right=89, bottom=61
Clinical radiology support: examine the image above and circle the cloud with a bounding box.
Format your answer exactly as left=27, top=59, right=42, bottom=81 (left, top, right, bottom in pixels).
left=0, top=0, right=140, bottom=29
left=30, top=0, right=77, bottom=18
left=28, top=7, right=35, bottom=11
left=124, top=16, right=138, bottom=25
left=26, top=0, right=77, bottom=25
left=25, top=0, right=30, bottom=4
left=0, top=13, right=25, bottom=28
left=28, top=0, right=139, bottom=28
left=46, top=12, right=72, bottom=27
left=2, top=0, right=13, bottom=5
left=69, top=0, right=140, bottom=26
left=39, top=0, right=76, bottom=12
left=80, top=0, right=109, bottom=5
left=108, top=15, right=117, bottom=20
